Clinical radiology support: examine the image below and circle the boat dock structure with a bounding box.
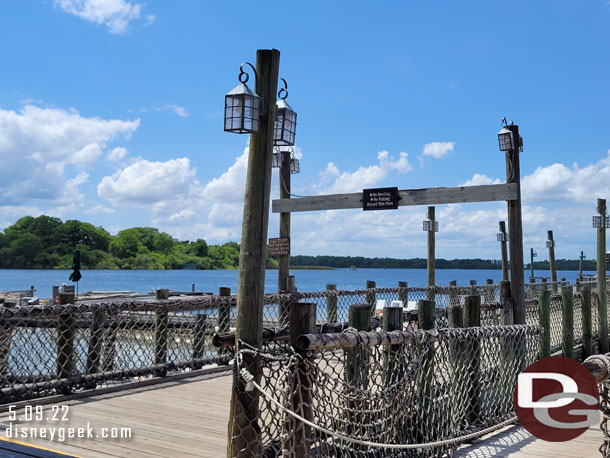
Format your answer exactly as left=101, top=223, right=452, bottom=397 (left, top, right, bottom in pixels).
left=0, top=279, right=609, bottom=456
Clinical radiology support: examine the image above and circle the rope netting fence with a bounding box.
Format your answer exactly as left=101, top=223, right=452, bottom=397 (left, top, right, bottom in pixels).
left=0, top=279, right=606, bottom=406
left=230, top=325, right=541, bottom=457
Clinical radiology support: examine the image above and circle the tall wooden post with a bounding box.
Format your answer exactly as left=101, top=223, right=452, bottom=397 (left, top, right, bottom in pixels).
left=561, top=286, right=574, bottom=359
left=582, top=284, right=593, bottom=358
left=56, top=292, right=75, bottom=395
left=228, top=49, right=280, bottom=458
left=538, top=290, right=551, bottom=358
left=598, top=198, right=608, bottom=353
left=579, top=251, right=585, bottom=282
left=499, top=221, right=509, bottom=282
left=427, top=206, right=436, bottom=301
left=464, top=295, right=481, bottom=423
left=530, top=248, right=536, bottom=282
left=278, top=149, right=291, bottom=292
left=326, top=284, right=338, bottom=323
left=505, top=123, right=525, bottom=325
left=547, top=230, right=558, bottom=293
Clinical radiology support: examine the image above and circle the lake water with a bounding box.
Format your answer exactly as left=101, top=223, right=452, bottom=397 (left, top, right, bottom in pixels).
left=0, top=268, right=595, bottom=299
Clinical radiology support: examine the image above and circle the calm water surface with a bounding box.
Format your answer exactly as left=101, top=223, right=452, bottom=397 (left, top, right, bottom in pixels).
left=0, top=268, right=594, bottom=298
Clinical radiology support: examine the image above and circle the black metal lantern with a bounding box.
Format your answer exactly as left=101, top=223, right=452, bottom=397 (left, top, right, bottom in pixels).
left=272, top=150, right=283, bottom=168
left=274, top=78, right=297, bottom=146
left=290, top=157, right=300, bottom=174
left=224, top=62, right=261, bottom=134
left=546, top=240, right=554, bottom=249
left=592, top=215, right=610, bottom=228
left=423, top=220, right=439, bottom=232
left=498, top=127, right=514, bottom=151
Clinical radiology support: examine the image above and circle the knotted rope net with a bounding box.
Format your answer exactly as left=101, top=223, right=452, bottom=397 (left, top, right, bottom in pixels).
left=229, top=324, right=541, bottom=457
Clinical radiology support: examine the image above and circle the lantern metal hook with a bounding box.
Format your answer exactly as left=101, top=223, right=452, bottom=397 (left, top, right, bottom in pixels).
left=501, top=117, right=508, bottom=127
left=239, top=62, right=257, bottom=84
left=278, top=78, right=289, bottom=100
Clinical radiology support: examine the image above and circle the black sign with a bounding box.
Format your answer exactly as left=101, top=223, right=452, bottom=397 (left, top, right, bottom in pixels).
left=269, top=237, right=290, bottom=256
left=362, top=187, right=399, bottom=211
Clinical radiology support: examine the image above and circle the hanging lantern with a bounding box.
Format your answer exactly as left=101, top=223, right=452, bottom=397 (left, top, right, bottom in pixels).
left=498, top=127, right=514, bottom=151
left=290, top=157, right=300, bottom=174
left=274, top=78, right=297, bottom=146
left=496, top=232, right=506, bottom=242
left=423, top=220, right=439, bottom=232
left=224, top=62, right=261, bottom=134
left=272, top=150, right=283, bottom=168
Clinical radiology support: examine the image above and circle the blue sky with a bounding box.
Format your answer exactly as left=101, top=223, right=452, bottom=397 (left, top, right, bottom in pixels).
left=1, top=1, right=610, bottom=260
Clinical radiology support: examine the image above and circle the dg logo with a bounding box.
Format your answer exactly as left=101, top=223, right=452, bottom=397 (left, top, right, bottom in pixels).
left=514, top=356, right=600, bottom=442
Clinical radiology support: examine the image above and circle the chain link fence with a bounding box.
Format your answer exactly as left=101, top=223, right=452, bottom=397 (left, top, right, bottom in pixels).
left=230, top=325, right=541, bottom=457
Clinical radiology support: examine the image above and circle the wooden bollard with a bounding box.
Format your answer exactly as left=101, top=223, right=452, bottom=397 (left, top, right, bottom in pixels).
left=0, top=321, right=12, bottom=377
left=469, top=280, right=477, bottom=296
left=500, top=280, right=514, bottom=326
left=398, top=281, right=408, bottom=307
left=288, top=302, right=316, bottom=458
left=154, top=306, right=169, bottom=377
left=542, top=278, right=548, bottom=291
left=485, top=279, right=495, bottom=303
left=538, top=290, right=551, bottom=358
left=448, top=305, right=465, bottom=434
left=382, top=306, right=402, bottom=386
left=449, top=280, right=458, bottom=307
left=156, top=288, right=169, bottom=300
left=56, top=292, right=75, bottom=395
left=192, top=314, right=208, bottom=369
left=102, top=313, right=117, bottom=372
left=417, top=299, right=436, bottom=443
left=561, top=286, right=574, bottom=359
left=218, top=286, right=231, bottom=335
left=365, top=280, right=376, bottom=317
left=84, top=309, right=106, bottom=389
left=326, top=284, right=338, bottom=323
left=345, top=304, right=371, bottom=386
left=581, top=284, right=593, bottom=358
left=465, top=295, right=481, bottom=424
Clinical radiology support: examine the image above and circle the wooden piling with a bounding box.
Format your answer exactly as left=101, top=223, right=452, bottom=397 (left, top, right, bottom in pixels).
left=228, top=49, right=280, bottom=458
left=464, top=295, right=481, bottom=424
left=288, top=302, right=316, bottom=458
left=366, top=280, right=376, bottom=317
left=382, top=306, right=402, bottom=386
left=499, top=221, right=509, bottom=282
left=448, top=304, right=465, bottom=434
left=547, top=231, right=558, bottom=293
left=538, top=290, right=551, bottom=358
left=597, top=198, right=608, bottom=353
left=56, top=292, right=75, bottom=395
left=561, top=286, right=574, bottom=359
left=398, top=281, right=408, bottom=306
left=469, top=279, right=477, bottom=296
left=326, top=284, right=338, bottom=323
left=278, top=147, right=292, bottom=294
left=192, top=315, right=207, bottom=369
left=581, top=284, right=593, bottom=358
left=156, top=288, right=169, bottom=300
left=84, top=309, right=106, bottom=389
left=417, top=299, right=436, bottom=442
left=218, top=287, right=231, bottom=336
left=0, top=321, right=12, bottom=377
left=345, top=304, right=371, bottom=386
left=102, top=312, right=117, bottom=372
left=154, top=307, right=169, bottom=377
left=427, top=206, right=436, bottom=301
left=449, top=280, right=458, bottom=307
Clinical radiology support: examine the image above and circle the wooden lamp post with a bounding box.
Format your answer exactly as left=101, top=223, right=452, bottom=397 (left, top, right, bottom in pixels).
left=498, top=118, right=526, bottom=325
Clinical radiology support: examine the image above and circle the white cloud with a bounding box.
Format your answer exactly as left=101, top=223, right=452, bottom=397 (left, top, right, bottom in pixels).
left=0, top=104, right=139, bottom=206
left=97, top=157, right=198, bottom=206
left=422, top=141, right=455, bottom=159
left=153, top=104, right=189, bottom=118
left=107, top=146, right=129, bottom=162
left=459, top=174, right=502, bottom=187
left=54, top=0, right=151, bottom=34
left=84, top=204, right=115, bottom=214
left=317, top=150, right=413, bottom=194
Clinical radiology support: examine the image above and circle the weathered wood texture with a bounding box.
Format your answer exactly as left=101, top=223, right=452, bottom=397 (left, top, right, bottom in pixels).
left=229, top=48, right=280, bottom=458
left=548, top=230, right=558, bottom=292
left=272, top=183, right=518, bottom=213
left=277, top=148, right=291, bottom=292
left=499, top=221, right=509, bottom=282
left=427, top=206, right=435, bottom=301
left=598, top=198, right=608, bottom=353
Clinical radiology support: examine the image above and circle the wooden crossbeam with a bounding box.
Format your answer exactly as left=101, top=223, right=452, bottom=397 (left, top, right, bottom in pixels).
left=272, top=183, right=517, bottom=213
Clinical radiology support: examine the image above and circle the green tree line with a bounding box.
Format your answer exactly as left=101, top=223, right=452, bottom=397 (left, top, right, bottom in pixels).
left=0, top=215, right=278, bottom=270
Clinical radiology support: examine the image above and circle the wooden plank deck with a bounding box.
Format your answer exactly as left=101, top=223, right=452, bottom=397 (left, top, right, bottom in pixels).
left=0, top=373, right=604, bottom=457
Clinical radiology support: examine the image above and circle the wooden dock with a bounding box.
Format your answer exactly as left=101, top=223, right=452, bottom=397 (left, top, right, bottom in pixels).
left=0, top=372, right=604, bottom=457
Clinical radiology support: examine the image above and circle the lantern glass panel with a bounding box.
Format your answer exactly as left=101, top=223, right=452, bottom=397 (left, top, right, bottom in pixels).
left=546, top=241, right=554, bottom=248
left=290, top=158, right=300, bottom=174
left=498, top=127, right=514, bottom=151
left=274, top=101, right=297, bottom=146
left=593, top=215, right=603, bottom=228
left=497, top=233, right=505, bottom=241
left=272, top=152, right=282, bottom=168
left=224, top=84, right=260, bottom=134
left=423, top=221, right=430, bottom=232
left=435, top=222, right=439, bottom=232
